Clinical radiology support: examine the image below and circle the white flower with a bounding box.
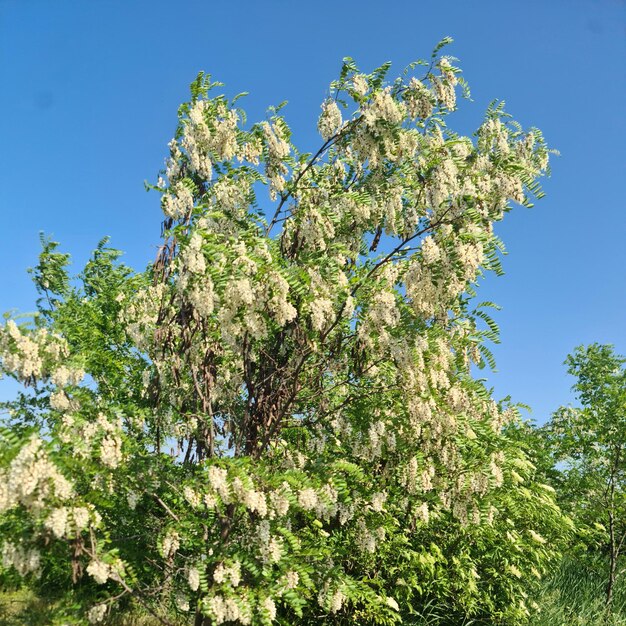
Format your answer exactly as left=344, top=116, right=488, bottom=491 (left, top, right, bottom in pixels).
left=421, top=236, right=440, bottom=265
left=208, top=466, right=229, bottom=501
left=183, top=486, right=201, bottom=508
left=127, top=491, right=139, bottom=510
left=87, top=560, right=111, bottom=585
left=371, top=492, right=387, bottom=512
left=1, top=541, right=40, bottom=577
left=71, top=506, right=91, bottom=531
left=285, top=570, right=299, bottom=589
left=298, top=488, right=318, bottom=511
left=261, top=596, right=277, bottom=621
left=100, top=434, right=122, bottom=469
left=242, top=489, right=267, bottom=517
left=87, top=603, right=108, bottom=623
left=269, top=488, right=290, bottom=517
left=44, top=507, right=68, bottom=538
left=330, top=589, right=346, bottom=613
left=352, top=74, right=369, bottom=97
left=188, top=566, right=201, bottom=591
left=309, top=298, right=334, bottom=332
left=161, top=530, right=180, bottom=559
left=318, top=100, right=343, bottom=141
left=50, top=390, right=71, bottom=411
left=162, top=183, right=194, bottom=220
left=213, top=563, right=226, bottom=584
left=268, top=537, right=283, bottom=563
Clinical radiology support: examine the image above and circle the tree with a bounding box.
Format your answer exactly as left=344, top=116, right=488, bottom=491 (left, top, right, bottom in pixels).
left=0, top=40, right=568, bottom=625
left=541, top=344, right=626, bottom=608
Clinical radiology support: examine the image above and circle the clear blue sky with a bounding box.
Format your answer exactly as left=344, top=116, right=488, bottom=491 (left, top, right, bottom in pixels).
left=1, top=0, right=625, bottom=423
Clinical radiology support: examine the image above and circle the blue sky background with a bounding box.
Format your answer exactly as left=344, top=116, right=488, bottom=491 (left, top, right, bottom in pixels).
left=0, top=0, right=624, bottom=423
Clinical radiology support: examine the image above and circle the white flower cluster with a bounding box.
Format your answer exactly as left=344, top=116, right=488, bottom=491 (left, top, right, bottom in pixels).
left=262, top=120, right=291, bottom=200
left=218, top=277, right=265, bottom=342
left=50, top=364, right=84, bottom=387
left=318, top=100, right=343, bottom=141
left=121, top=283, right=167, bottom=350
left=188, top=566, right=201, bottom=591
left=0, top=320, right=69, bottom=382
left=268, top=484, right=291, bottom=518
left=43, top=505, right=92, bottom=538
left=57, top=412, right=124, bottom=468
left=171, top=99, right=241, bottom=188
left=283, top=570, right=299, bottom=590
left=0, top=435, right=73, bottom=514
left=404, top=77, right=433, bottom=119
left=186, top=277, right=216, bottom=320
left=100, top=434, right=122, bottom=469
left=362, top=87, right=405, bottom=127
left=352, top=74, right=369, bottom=97
left=433, top=58, right=457, bottom=110
left=179, top=232, right=206, bottom=275
left=208, top=466, right=230, bottom=501
left=232, top=477, right=268, bottom=517
left=1, top=541, right=40, bottom=577
left=352, top=419, right=396, bottom=462
left=213, top=560, right=241, bottom=586
left=160, top=529, right=180, bottom=559
left=50, top=390, right=73, bottom=411
left=414, top=501, right=430, bottom=524
left=370, top=491, right=387, bottom=512
left=329, top=589, right=346, bottom=613
left=204, top=466, right=296, bottom=521
left=367, top=291, right=400, bottom=329
left=212, top=177, right=251, bottom=221
left=204, top=593, right=253, bottom=625
left=309, top=297, right=334, bottom=332
left=266, top=271, right=297, bottom=327
left=87, top=559, right=114, bottom=585
left=355, top=519, right=385, bottom=553
left=162, top=182, right=194, bottom=220
left=427, top=156, right=459, bottom=209
left=297, top=487, right=318, bottom=511
left=126, top=490, right=140, bottom=510
left=261, top=596, right=277, bottom=621
left=175, top=593, right=191, bottom=612
left=87, top=603, right=108, bottom=624
left=318, top=584, right=346, bottom=613
left=183, top=485, right=202, bottom=508
left=404, top=229, right=484, bottom=319
left=490, top=451, right=505, bottom=488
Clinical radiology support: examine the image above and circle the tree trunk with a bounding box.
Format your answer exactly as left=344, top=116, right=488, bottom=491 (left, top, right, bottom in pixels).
left=607, top=541, right=617, bottom=608
left=606, top=506, right=618, bottom=607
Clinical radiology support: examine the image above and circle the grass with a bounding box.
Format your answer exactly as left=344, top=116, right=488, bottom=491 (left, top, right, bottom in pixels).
left=0, top=587, right=173, bottom=626
left=530, top=556, right=626, bottom=625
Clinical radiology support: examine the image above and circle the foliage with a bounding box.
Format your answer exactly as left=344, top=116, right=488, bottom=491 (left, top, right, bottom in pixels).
left=540, top=344, right=626, bottom=608
left=0, top=40, right=568, bottom=625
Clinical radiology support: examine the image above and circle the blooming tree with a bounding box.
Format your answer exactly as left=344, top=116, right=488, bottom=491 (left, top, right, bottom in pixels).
left=0, top=40, right=567, bottom=625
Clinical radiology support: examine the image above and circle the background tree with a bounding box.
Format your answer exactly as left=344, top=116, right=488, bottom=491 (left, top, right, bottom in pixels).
left=541, top=344, right=626, bottom=608
left=0, top=41, right=568, bottom=625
